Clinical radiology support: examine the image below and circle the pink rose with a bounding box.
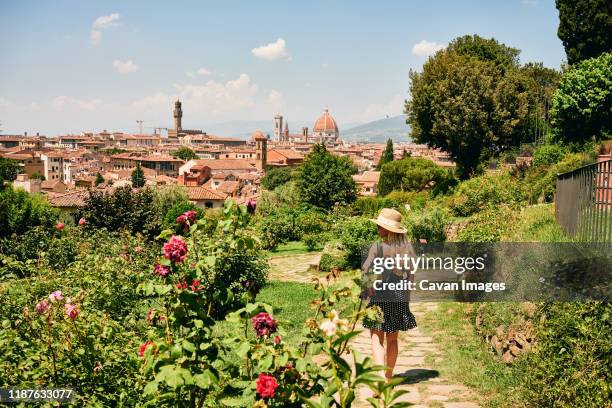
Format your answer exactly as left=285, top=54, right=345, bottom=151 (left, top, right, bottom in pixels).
left=176, top=210, right=197, bottom=229
left=78, top=218, right=86, bottom=226
left=55, top=222, right=65, bottom=231
left=274, top=335, right=282, bottom=345
left=163, top=236, right=188, bottom=263
left=64, top=303, right=79, bottom=320
left=35, top=300, right=51, bottom=314
left=153, top=263, right=170, bottom=278
left=48, top=290, right=64, bottom=302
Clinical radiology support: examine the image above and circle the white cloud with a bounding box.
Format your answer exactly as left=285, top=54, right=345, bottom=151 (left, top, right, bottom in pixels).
left=90, top=13, right=120, bottom=46
left=52, top=96, right=101, bottom=112
left=132, top=74, right=259, bottom=117
left=0, top=97, right=13, bottom=108
left=252, top=38, right=290, bottom=61
left=93, top=13, right=120, bottom=29
left=90, top=30, right=102, bottom=45
left=196, top=68, right=212, bottom=76
left=412, top=40, right=446, bottom=57
left=113, top=59, right=139, bottom=74
left=267, top=89, right=283, bottom=104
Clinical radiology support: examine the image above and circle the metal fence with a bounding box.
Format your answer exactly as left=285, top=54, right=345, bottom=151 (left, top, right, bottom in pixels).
left=556, top=159, right=612, bottom=242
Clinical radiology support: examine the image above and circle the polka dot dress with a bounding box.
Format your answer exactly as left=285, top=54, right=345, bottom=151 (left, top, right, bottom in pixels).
left=363, top=300, right=417, bottom=333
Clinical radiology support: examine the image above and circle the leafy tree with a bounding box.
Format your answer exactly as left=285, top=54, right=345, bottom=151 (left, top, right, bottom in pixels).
left=77, top=186, right=159, bottom=237
left=171, top=146, right=198, bottom=161
left=550, top=52, right=611, bottom=144
left=447, top=34, right=520, bottom=71
left=261, top=167, right=292, bottom=190
left=0, top=188, right=58, bottom=238
left=131, top=162, right=145, bottom=188
left=0, top=158, right=20, bottom=189
left=376, top=139, right=394, bottom=170
left=378, top=157, right=447, bottom=196
left=519, top=62, right=562, bottom=143
left=406, top=44, right=529, bottom=178
left=95, top=172, right=104, bottom=186
left=30, top=172, right=45, bottom=181
left=295, top=144, right=357, bottom=210
left=555, top=0, right=612, bottom=65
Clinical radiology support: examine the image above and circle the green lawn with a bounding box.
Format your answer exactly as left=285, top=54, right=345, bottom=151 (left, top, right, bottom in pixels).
left=266, top=241, right=321, bottom=256
left=419, top=302, right=525, bottom=408
left=214, top=280, right=318, bottom=345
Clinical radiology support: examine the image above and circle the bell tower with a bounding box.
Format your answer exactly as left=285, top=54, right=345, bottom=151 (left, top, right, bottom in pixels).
left=273, top=113, right=283, bottom=142
left=173, top=99, right=183, bottom=131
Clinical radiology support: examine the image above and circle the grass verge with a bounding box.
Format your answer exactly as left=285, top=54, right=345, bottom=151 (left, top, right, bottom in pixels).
left=418, top=302, right=526, bottom=408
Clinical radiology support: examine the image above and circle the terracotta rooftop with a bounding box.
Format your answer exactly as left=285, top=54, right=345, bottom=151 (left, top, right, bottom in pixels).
left=191, top=159, right=256, bottom=171
left=187, top=186, right=227, bottom=201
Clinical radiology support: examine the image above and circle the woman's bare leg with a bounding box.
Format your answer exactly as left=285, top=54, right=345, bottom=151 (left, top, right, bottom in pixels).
left=385, top=331, right=399, bottom=379
left=370, top=329, right=386, bottom=377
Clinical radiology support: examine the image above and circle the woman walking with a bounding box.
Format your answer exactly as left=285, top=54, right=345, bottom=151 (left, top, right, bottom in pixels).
left=362, top=208, right=417, bottom=380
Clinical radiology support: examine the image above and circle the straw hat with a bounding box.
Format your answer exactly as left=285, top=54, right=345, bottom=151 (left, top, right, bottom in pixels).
left=370, top=208, right=407, bottom=234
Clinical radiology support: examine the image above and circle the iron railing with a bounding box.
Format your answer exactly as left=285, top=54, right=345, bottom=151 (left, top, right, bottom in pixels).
left=556, top=159, right=612, bottom=242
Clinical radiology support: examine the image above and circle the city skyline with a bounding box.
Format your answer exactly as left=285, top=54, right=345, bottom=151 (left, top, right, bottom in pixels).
left=1, top=0, right=565, bottom=136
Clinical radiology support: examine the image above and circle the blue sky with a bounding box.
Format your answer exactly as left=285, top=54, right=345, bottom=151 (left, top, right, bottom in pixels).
left=0, top=0, right=565, bottom=136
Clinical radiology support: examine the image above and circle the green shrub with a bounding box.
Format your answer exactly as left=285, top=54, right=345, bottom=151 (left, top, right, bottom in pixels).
left=318, top=252, right=347, bottom=272
left=351, top=196, right=396, bottom=216
left=532, top=144, right=568, bottom=166
left=521, top=301, right=612, bottom=407
left=529, top=152, right=590, bottom=203
left=338, top=217, right=378, bottom=269
left=302, top=233, right=322, bottom=251
left=457, top=206, right=518, bottom=242
left=163, top=201, right=204, bottom=232
left=261, top=167, right=292, bottom=190
left=0, top=188, right=58, bottom=238
left=405, top=207, right=448, bottom=242
left=449, top=173, right=525, bottom=217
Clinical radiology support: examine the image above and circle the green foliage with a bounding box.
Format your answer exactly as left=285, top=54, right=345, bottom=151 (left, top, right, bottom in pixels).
left=30, top=172, right=45, bottom=180
left=532, top=144, right=568, bottom=166
left=261, top=166, right=293, bottom=191
left=352, top=196, right=397, bottom=217
left=447, top=34, right=520, bottom=70
left=104, top=147, right=127, bottom=155
left=95, top=172, right=104, bottom=185
left=376, top=139, right=394, bottom=170
left=550, top=52, right=612, bottom=144
left=163, top=201, right=204, bottom=232
left=448, top=173, right=525, bottom=217
left=519, top=63, right=562, bottom=143
left=171, top=146, right=198, bottom=161
left=131, top=162, right=145, bottom=188
left=555, top=0, right=612, bottom=65
left=378, top=157, right=447, bottom=196
left=405, top=207, right=448, bottom=242
left=525, top=153, right=590, bottom=203
left=521, top=301, right=612, bottom=407
left=338, top=217, right=379, bottom=269
left=457, top=206, right=518, bottom=242
left=76, top=186, right=160, bottom=237
left=0, top=158, right=20, bottom=188
left=256, top=181, right=301, bottom=216
left=302, top=233, right=322, bottom=251
left=0, top=187, right=58, bottom=239
left=405, top=35, right=531, bottom=178
left=318, top=253, right=348, bottom=272
left=295, top=144, right=357, bottom=210
left=255, top=206, right=327, bottom=250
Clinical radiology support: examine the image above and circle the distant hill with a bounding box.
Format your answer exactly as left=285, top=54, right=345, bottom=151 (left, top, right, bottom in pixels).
left=196, top=115, right=410, bottom=142
left=342, top=115, right=411, bottom=143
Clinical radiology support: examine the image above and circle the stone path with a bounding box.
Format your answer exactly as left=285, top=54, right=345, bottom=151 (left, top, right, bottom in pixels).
left=267, top=252, right=482, bottom=407
left=350, top=302, right=481, bottom=408
left=268, top=252, right=322, bottom=283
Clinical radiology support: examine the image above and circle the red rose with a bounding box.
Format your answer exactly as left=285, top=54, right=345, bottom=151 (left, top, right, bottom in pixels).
left=251, top=312, right=277, bottom=337
left=138, top=340, right=154, bottom=358
left=255, top=373, right=278, bottom=399
left=274, top=335, right=281, bottom=345
left=55, top=222, right=65, bottom=231
left=190, top=279, right=200, bottom=291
